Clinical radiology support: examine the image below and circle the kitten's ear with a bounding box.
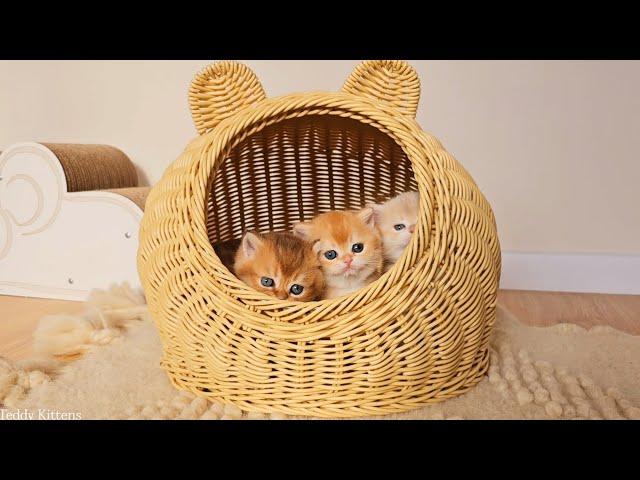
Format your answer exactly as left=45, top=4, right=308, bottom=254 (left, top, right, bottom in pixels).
left=293, top=222, right=314, bottom=240
left=241, top=231, right=263, bottom=259
left=366, top=203, right=383, bottom=224
left=357, top=206, right=376, bottom=228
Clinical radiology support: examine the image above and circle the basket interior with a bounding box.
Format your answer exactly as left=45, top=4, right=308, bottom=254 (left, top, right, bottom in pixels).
left=205, top=114, right=417, bottom=246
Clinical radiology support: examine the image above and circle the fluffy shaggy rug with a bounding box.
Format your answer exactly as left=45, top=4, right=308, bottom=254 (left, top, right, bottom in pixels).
left=1, top=284, right=638, bottom=420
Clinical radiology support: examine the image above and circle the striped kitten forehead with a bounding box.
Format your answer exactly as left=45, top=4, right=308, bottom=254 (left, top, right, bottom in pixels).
left=320, top=211, right=352, bottom=244
left=312, top=210, right=373, bottom=247
left=267, top=232, right=315, bottom=276
left=242, top=232, right=318, bottom=279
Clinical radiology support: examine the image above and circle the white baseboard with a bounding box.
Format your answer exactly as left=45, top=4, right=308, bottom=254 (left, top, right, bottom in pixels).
left=500, top=252, right=640, bottom=295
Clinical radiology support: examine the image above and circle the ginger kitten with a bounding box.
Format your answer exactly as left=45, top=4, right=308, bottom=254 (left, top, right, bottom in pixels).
left=369, top=191, right=419, bottom=271
left=293, top=208, right=383, bottom=300
left=231, top=231, right=325, bottom=302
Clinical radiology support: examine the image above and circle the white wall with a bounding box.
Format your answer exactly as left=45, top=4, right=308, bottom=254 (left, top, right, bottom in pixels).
left=1, top=60, right=639, bottom=292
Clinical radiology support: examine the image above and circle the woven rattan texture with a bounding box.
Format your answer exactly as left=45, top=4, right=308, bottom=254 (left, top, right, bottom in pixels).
left=137, top=61, right=501, bottom=418
left=343, top=60, right=421, bottom=118
left=206, top=115, right=416, bottom=245
left=189, top=61, right=267, bottom=135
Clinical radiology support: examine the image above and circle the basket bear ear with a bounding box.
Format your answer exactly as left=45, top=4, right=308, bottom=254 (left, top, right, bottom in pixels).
left=189, top=61, right=267, bottom=135
left=341, top=60, right=421, bottom=118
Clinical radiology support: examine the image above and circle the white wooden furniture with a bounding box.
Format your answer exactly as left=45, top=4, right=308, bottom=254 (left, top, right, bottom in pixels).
left=0, top=142, right=148, bottom=301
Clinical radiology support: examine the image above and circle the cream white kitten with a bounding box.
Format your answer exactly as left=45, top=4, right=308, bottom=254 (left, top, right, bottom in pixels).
left=369, top=191, right=419, bottom=271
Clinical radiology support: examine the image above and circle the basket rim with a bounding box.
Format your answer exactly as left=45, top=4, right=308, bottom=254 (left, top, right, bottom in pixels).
left=185, top=91, right=450, bottom=320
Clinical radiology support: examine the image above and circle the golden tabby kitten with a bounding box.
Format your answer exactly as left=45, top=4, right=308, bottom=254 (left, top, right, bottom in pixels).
left=369, top=191, right=419, bottom=272
left=231, top=231, right=325, bottom=301
left=293, top=208, right=383, bottom=299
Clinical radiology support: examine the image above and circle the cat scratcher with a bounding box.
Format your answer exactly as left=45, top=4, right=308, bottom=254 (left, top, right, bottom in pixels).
left=137, top=60, right=502, bottom=418
left=0, top=142, right=149, bottom=301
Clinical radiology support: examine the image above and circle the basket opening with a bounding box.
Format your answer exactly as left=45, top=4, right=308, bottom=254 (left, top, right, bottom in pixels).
left=205, top=114, right=417, bottom=247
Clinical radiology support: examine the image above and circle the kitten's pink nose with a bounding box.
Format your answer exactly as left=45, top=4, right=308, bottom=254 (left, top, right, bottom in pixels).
left=343, top=255, right=354, bottom=267
left=409, top=224, right=416, bottom=233
left=276, top=291, right=288, bottom=300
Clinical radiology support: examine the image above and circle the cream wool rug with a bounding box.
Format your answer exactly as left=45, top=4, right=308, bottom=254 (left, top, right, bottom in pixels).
left=1, top=284, right=638, bottom=420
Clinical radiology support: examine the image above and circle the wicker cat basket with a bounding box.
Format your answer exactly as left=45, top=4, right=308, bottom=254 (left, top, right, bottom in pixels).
left=137, top=60, right=501, bottom=418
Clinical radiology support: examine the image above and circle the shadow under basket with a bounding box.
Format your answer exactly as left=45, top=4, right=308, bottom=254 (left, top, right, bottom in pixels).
left=137, top=60, right=501, bottom=418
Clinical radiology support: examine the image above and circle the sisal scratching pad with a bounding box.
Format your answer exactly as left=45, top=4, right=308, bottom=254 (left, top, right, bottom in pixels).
left=105, top=187, right=151, bottom=211
left=42, top=143, right=138, bottom=192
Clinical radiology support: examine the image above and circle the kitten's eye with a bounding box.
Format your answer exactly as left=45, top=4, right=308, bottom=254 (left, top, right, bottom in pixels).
left=260, top=277, right=275, bottom=287
left=324, top=250, right=338, bottom=260
left=351, top=243, right=364, bottom=253
left=290, top=284, right=304, bottom=295
left=394, top=224, right=406, bottom=231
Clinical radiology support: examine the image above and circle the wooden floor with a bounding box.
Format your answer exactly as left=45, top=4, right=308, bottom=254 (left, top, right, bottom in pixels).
left=0, top=296, right=84, bottom=361
left=499, top=290, right=639, bottom=335
left=0, top=290, right=638, bottom=362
